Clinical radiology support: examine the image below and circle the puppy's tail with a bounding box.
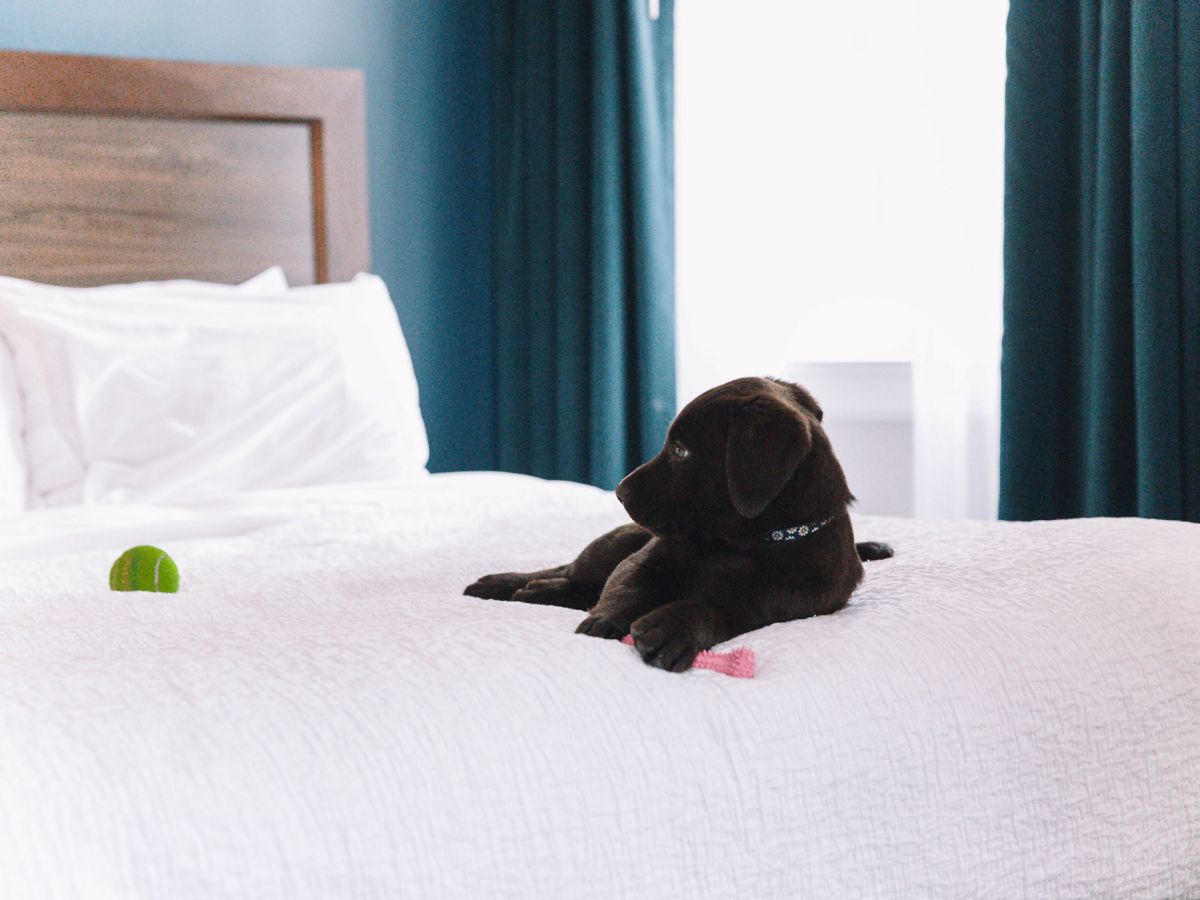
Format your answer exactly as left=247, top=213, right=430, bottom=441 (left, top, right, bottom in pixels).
left=856, top=541, right=894, bottom=562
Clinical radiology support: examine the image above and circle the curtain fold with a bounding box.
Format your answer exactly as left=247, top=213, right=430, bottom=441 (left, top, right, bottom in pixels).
left=493, top=0, right=675, bottom=489
left=1001, top=1, right=1200, bottom=521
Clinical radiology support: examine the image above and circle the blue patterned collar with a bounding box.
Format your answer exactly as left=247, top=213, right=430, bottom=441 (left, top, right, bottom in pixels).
left=763, top=518, right=831, bottom=544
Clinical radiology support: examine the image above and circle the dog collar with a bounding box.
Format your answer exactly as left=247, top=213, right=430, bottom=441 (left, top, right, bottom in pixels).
left=763, top=518, right=831, bottom=543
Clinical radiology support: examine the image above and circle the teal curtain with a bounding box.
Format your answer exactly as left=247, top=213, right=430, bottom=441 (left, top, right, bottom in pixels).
left=492, top=0, right=675, bottom=489
left=1001, top=1, right=1200, bottom=522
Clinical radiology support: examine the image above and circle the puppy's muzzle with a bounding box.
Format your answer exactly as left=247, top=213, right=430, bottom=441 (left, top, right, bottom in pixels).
left=614, top=479, right=632, bottom=507
left=614, top=477, right=643, bottom=521
left=615, top=470, right=672, bottom=533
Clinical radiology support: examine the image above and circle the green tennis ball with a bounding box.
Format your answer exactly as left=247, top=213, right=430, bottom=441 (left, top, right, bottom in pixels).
left=109, top=545, right=179, bottom=593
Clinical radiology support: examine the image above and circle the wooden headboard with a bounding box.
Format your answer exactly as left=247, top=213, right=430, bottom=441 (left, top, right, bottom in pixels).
left=0, top=50, right=369, bottom=287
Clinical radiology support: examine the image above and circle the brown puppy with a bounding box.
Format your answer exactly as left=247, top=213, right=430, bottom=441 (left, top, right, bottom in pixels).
left=465, top=377, right=892, bottom=672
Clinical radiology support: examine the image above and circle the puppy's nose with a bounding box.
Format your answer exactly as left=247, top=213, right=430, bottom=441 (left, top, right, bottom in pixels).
left=614, top=478, right=631, bottom=505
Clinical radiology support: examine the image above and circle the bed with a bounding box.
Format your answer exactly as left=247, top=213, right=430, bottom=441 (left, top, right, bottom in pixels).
left=1, top=50, right=1198, bottom=899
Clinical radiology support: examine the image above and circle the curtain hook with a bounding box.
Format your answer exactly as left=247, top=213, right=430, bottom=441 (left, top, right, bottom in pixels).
left=648, top=0, right=660, bottom=21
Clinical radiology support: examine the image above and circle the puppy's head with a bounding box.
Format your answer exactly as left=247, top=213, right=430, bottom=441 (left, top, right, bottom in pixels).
left=615, top=377, right=846, bottom=539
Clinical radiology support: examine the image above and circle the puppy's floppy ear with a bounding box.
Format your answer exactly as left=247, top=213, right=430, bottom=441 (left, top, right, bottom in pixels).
left=790, top=384, right=824, bottom=422
left=726, top=396, right=812, bottom=518
left=766, top=377, right=824, bottom=421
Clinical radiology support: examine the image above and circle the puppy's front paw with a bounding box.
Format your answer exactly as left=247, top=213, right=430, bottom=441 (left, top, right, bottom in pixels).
left=511, top=577, right=593, bottom=610
left=463, top=572, right=529, bottom=600
left=575, top=615, right=626, bottom=640
left=630, top=614, right=700, bottom=673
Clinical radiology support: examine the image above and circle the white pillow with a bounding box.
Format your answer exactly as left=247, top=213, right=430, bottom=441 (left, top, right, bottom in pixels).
left=0, top=268, right=289, bottom=512
left=237, top=267, right=289, bottom=293
left=0, top=272, right=427, bottom=507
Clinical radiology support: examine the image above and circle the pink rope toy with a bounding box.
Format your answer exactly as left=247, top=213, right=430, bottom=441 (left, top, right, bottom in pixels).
left=620, top=635, right=756, bottom=678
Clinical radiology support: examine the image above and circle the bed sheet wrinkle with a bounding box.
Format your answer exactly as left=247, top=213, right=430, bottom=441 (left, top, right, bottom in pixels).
left=0, top=474, right=1197, bottom=896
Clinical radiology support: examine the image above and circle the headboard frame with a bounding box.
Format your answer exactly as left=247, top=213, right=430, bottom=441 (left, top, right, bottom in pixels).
left=0, top=50, right=369, bottom=286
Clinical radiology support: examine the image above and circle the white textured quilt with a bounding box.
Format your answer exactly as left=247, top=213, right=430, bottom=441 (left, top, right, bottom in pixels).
left=1, top=472, right=1197, bottom=898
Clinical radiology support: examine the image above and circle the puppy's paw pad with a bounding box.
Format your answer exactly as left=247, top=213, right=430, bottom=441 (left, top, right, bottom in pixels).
left=576, top=615, right=625, bottom=640
left=463, top=572, right=528, bottom=600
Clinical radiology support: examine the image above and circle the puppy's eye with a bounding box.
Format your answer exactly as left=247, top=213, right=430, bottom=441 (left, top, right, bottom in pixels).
left=670, top=441, right=690, bottom=461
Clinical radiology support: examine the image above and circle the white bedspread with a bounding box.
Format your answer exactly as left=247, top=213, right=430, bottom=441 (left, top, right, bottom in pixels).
left=1, top=472, right=1197, bottom=898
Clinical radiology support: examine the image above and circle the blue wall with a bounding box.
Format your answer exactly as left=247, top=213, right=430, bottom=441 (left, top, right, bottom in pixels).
left=0, top=0, right=495, bottom=472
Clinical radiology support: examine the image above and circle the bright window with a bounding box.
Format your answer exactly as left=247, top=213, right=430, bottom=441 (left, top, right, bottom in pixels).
left=676, top=0, right=1008, bottom=518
